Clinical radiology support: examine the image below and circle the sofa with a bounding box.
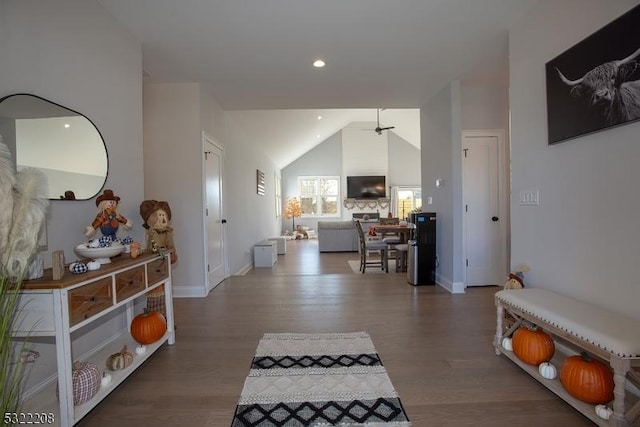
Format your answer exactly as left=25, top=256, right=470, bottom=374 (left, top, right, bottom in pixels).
left=317, top=221, right=359, bottom=252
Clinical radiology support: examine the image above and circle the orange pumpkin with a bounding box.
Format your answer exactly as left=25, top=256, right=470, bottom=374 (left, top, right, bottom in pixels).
left=130, top=309, right=167, bottom=345
left=560, top=352, right=614, bottom=404
left=512, top=326, right=555, bottom=366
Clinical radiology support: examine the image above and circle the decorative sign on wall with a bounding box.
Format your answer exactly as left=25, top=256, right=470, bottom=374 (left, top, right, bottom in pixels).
left=545, top=4, right=640, bottom=144
left=256, top=169, right=265, bottom=195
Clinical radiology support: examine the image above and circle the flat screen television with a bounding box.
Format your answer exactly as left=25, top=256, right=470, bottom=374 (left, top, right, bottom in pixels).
left=346, top=175, right=386, bottom=199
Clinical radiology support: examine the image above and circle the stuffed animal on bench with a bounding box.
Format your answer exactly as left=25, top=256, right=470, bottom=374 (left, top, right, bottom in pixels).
left=503, top=264, right=530, bottom=289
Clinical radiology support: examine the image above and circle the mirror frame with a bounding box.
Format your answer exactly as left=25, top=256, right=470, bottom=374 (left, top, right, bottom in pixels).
left=0, top=93, right=109, bottom=200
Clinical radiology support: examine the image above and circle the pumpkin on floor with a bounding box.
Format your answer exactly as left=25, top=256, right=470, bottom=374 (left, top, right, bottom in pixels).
left=130, top=309, right=167, bottom=345
left=512, top=326, right=555, bottom=366
left=560, top=352, right=614, bottom=404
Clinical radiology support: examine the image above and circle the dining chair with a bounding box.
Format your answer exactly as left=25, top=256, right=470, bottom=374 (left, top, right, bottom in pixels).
left=354, top=220, right=388, bottom=273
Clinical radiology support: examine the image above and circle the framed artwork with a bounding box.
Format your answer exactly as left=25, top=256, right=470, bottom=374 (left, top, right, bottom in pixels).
left=545, top=4, right=640, bottom=144
left=256, top=169, right=265, bottom=195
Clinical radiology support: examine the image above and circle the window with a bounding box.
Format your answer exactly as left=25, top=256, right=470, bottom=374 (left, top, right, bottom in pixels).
left=393, top=187, right=422, bottom=220
left=298, top=176, right=340, bottom=217
left=275, top=172, right=282, bottom=217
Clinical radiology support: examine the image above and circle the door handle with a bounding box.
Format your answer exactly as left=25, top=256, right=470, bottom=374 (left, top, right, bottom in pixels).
left=491, top=216, right=499, bottom=222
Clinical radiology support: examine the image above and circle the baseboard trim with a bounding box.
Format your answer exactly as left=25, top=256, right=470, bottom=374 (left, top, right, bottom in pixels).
left=173, top=285, right=208, bottom=298
left=234, top=263, right=252, bottom=276
left=436, top=273, right=466, bottom=294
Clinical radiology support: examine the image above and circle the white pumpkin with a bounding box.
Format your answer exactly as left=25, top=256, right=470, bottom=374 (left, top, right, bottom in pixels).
left=87, top=261, right=101, bottom=271
left=595, top=404, right=613, bottom=420
left=135, top=344, right=147, bottom=355
left=538, top=362, right=557, bottom=379
left=100, top=371, right=112, bottom=387
left=501, top=337, right=513, bottom=351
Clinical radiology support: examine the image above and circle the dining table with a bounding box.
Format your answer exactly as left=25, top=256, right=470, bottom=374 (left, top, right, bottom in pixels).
left=372, top=223, right=415, bottom=244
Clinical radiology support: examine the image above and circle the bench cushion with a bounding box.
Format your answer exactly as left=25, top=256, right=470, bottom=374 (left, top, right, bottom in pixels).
left=496, top=289, right=640, bottom=358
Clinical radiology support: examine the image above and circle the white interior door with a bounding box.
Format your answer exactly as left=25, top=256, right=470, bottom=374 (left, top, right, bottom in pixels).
left=463, top=131, right=506, bottom=287
left=204, top=134, right=226, bottom=291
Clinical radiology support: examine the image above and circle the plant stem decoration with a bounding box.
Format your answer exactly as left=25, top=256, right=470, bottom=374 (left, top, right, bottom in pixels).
left=284, top=198, right=302, bottom=231
left=1, top=137, right=49, bottom=421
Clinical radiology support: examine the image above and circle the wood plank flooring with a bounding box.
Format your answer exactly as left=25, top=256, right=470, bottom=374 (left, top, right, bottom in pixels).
left=77, top=239, right=591, bottom=426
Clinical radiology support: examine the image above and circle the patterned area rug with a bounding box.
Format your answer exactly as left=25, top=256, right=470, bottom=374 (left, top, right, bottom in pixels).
left=232, top=332, right=411, bottom=426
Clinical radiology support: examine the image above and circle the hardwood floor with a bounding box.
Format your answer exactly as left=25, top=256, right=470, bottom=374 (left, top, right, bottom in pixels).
left=77, top=239, right=591, bottom=426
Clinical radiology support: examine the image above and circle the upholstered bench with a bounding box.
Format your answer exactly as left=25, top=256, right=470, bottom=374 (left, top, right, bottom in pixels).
left=494, top=289, right=640, bottom=427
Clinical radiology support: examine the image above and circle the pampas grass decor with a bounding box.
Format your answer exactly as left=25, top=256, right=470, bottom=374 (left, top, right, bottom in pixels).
left=0, top=137, right=16, bottom=259
left=1, top=136, right=49, bottom=423
left=2, top=167, right=49, bottom=279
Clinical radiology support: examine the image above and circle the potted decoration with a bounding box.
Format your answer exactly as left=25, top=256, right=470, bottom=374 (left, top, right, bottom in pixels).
left=1, top=138, right=49, bottom=420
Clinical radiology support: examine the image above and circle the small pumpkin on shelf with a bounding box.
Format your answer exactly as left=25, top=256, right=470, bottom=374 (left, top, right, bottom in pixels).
left=501, top=337, right=513, bottom=351
left=560, top=352, right=614, bottom=404
left=595, top=404, right=613, bottom=420
left=135, top=344, right=147, bottom=355
left=130, top=309, right=167, bottom=345
left=100, top=371, right=112, bottom=387
left=538, top=362, right=557, bottom=380
left=512, top=326, right=555, bottom=366
left=106, top=345, right=134, bottom=371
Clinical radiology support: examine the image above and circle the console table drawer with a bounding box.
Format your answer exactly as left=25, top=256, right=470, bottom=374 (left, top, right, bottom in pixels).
left=115, top=266, right=146, bottom=302
left=68, top=277, right=113, bottom=326
left=147, top=258, right=169, bottom=286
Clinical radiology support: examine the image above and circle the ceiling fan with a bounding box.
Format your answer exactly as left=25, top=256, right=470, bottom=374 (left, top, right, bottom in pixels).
left=373, top=108, right=395, bottom=135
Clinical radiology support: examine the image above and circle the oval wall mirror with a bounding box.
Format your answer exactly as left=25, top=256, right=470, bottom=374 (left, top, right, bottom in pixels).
left=0, top=93, right=108, bottom=200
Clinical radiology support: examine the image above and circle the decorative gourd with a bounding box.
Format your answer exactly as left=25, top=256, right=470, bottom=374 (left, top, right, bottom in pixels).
left=71, top=361, right=100, bottom=405
left=106, top=345, right=134, bottom=371
left=512, top=326, right=555, bottom=366
left=560, top=352, right=614, bottom=404
left=136, top=344, right=147, bottom=355
left=538, top=362, right=557, bottom=379
left=501, top=337, right=513, bottom=351
left=130, top=309, right=167, bottom=345
left=595, top=404, right=613, bottom=420
left=100, top=371, right=112, bottom=387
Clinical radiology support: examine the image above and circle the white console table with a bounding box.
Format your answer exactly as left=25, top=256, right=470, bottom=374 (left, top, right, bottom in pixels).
left=254, top=240, right=277, bottom=267
left=13, top=252, right=175, bottom=427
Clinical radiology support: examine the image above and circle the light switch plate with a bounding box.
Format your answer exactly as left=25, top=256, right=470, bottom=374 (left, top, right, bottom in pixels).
left=519, top=190, right=539, bottom=206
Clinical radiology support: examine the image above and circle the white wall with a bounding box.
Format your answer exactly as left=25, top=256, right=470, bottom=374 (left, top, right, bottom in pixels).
left=0, top=0, right=144, bottom=398
left=143, top=82, right=213, bottom=297
left=509, top=0, right=640, bottom=320
left=224, top=115, right=281, bottom=275
left=0, top=0, right=144, bottom=259
left=420, top=82, right=464, bottom=293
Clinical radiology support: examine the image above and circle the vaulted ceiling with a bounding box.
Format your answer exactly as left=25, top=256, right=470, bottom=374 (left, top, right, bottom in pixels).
left=97, top=0, right=537, bottom=167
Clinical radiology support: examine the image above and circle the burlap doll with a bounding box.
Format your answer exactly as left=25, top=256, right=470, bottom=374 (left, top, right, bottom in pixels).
left=139, top=200, right=177, bottom=263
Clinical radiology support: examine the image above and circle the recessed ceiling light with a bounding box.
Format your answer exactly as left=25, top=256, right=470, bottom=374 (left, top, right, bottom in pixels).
left=317, top=115, right=322, bottom=120
left=64, top=124, right=70, bottom=128
left=313, top=59, right=326, bottom=68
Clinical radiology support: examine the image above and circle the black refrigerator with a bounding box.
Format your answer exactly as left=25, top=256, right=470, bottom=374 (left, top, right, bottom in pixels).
left=407, top=212, right=437, bottom=286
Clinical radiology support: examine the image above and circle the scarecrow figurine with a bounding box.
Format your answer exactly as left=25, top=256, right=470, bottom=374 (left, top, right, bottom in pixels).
left=85, top=189, right=132, bottom=240
left=139, top=199, right=177, bottom=263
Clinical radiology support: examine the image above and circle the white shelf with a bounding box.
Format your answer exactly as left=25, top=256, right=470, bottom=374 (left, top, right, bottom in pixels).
left=15, top=253, right=175, bottom=427
left=21, top=332, right=170, bottom=427
left=498, top=346, right=617, bottom=427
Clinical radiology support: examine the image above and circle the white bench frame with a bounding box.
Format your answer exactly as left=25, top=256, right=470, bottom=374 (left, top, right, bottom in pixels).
left=495, top=294, right=640, bottom=427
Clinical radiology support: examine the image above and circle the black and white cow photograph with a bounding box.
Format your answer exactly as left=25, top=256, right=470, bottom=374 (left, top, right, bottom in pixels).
left=545, top=4, right=640, bottom=144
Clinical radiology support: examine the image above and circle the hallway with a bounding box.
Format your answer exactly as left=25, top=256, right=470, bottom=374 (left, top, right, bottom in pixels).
left=77, top=239, right=590, bottom=427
